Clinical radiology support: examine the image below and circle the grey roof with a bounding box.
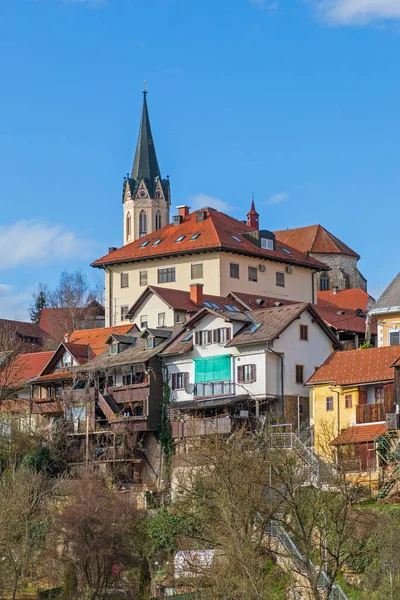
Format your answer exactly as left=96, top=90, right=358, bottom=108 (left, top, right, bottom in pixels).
left=372, top=273, right=400, bottom=312
left=145, top=327, right=173, bottom=339
left=108, top=334, right=137, bottom=345
left=131, top=92, right=161, bottom=183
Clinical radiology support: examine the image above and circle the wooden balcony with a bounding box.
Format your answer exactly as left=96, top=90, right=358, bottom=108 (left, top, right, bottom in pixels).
left=108, top=384, right=149, bottom=405
left=356, top=403, right=386, bottom=424
left=172, top=416, right=232, bottom=438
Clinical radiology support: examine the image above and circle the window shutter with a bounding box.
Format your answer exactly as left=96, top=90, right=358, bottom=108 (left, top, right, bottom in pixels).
left=171, top=373, right=177, bottom=390
left=226, top=328, right=231, bottom=341
left=238, top=365, right=243, bottom=382
left=195, top=332, right=199, bottom=345
left=213, top=329, right=218, bottom=343
left=184, top=373, right=189, bottom=388
left=251, top=364, right=256, bottom=381
left=208, top=330, right=212, bottom=344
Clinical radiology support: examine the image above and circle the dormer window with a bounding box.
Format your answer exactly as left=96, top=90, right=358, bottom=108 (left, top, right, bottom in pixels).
left=111, top=343, right=118, bottom=354
left=147, top=337, right=154, bottom=350
left=261, top=238, right=274, bottom=250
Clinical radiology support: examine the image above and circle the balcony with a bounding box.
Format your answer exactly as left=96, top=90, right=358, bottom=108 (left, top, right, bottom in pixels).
left=194, top=380, right=235, bottom=398
left=107, top=384, right=149, bottom=405
left=356, top=403, right=386, bottom=424
left=172, top=416, right=232, bottom=438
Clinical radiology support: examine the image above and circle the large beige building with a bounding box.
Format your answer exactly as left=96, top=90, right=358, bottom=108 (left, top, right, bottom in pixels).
left=92, top=93, right=330, bottom=327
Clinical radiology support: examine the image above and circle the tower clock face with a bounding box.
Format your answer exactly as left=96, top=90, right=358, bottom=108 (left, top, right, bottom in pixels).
left=139, top=190, right=147, bottom=198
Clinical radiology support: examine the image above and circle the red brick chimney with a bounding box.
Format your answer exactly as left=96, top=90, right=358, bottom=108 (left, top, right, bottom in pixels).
left=190, top=283, right=204, bottom=306
left=247, top=199, right=259, bottom=230
left=177, top=205, right=190, bottom=219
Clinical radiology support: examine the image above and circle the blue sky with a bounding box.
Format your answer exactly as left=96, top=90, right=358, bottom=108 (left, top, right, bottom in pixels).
left=1, top=0, right=400, bottom=319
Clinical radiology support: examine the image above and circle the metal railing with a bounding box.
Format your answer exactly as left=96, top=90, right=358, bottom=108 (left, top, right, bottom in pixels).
left=269, top=431, right=320, bottom=482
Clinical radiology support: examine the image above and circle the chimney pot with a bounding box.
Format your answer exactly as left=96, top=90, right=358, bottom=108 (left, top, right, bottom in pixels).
left=333, top=286, right=338, bottom=295
left=190, top=283, right=204, bottom=306
left=64, top=333, right=70, bottom=344
left=177, top=205, right=190, bottom=219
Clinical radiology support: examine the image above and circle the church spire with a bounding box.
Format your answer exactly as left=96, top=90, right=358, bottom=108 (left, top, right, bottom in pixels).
left=247, top=196, right=259, bottom=230
left=131, top=88, right=161, bottom=184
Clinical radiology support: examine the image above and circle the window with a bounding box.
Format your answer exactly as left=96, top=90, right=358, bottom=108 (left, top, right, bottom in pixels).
left=326, top=396, right=334, bottom=411
left=295, top=364, right=304, bottom=384
left=155, top=211, right=162, bottom=230
left=299, top=324, right=309, bottom=341
left=46, top=385, right=52, bottom=398
left=195, top=330, right=212, bottom=346
left=111, top=343, right=118, bottom=354
left=121, top=305, right=129, bottom=321
left=147, top=337, right=154, bottom=349
left=158, top=312, right=166, bottom=327
left=191, top=263, right=203, bottom=279
left=375, top=386, right=384, bottom=403
left=223, top=304, right=240, bottom=312
left=126, top=212, right=131, bottom=240
left=175, top=235, right=185, bottom=243
left=176, top=312, right=185, bottom=324
left=140, top=315, right=148, bottom=328
left=204, top=301, right=219, bottom=309
left=190, top=233, right=200, bottom=240
left=390, top=331, right=400, bottom=346
left=213, top=327, right=232, bottom=343
left=232, top=235, right=242, bottom=242
left=320, top=273, right=330, bottom=291
left=139, top=210, right=147, bottom=237
left=238, top=364, right=256, bottom=383
left=230, top=263, right=239, bottom=279
left=172, top=372, right=189, bottom=390
left=282, top=247, right=291, bottom=254
left=248, top=266, right=258, bottom=282
left=66, top=406, right=86, bottom=422
left=345, top=394, right=352, bottom=408
left=276, top=272, right=285, bottom=287
left=139, top=240, right=149, bottom=248
left=153, top=239, right=162, bottom=246
left=158, top=267, right=176, bottom=283
left=121, top=272, right=129, bottom=288
left=55, top=383, right=63, bottom=397
left=140, top=270, right=148, bottom=286
left=261, top=238, right=274, bottom=250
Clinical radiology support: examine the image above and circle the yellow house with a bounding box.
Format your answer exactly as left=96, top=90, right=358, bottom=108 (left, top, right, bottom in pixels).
left=369, top=272, right=400, bottom=347
left=307, top=346, right=400, bottom=469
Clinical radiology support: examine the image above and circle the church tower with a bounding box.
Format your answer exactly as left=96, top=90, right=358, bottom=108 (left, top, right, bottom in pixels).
left=122, top=88, right=170, bottom=245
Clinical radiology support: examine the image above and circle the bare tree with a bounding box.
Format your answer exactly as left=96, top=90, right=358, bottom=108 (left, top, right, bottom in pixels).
left=0, top=324, right=27, bottom=409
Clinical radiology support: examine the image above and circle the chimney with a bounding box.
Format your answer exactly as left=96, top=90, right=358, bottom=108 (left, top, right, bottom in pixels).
left=177, top=205, right=190, bottom=219
left=190, top=283, right=204, bottom=306
left=333, top=286, right=338, bottom=295
left=108, top=246, right=117, bottom=253
left=64, top=333, right=70, bottom=344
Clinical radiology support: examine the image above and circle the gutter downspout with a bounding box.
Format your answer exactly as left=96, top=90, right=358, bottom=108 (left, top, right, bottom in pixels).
left=105, top=267, right=112, bottom=326
left=329, top=386, right=341, bottom=436
left=268, top=345, right=285, bottom=420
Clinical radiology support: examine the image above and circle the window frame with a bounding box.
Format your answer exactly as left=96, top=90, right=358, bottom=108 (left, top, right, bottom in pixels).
left=345, top=394, right=352, bottom=409
left=230, top=263, right=239, bottom=279
left=213, top=327, right=232, bottom=344
left=155, top=210, right=162, bottom=230
left=139, top=210, right=147, bottom=238
left=276, top=271, right=285, bottom=287
left=139, top=270, right=148, bottom=286
left=158, top=267, right=176, bottom=284
left=295, top=364, right=304, bottom=384
left=158, top=312, right=166, bottom=327
left=389, top=330, right=400, bottom=346
left=140, top=315, right=148, bottom=329
left=299, top=324, right=309, bottom=341
left=237, top=364, right=257, bottom=383
left=171, top=372, right=189, bottom=390
left=120, top=272, right=129, bottom=288
left=195, top=330, right=213, bottom=346
left=261, top=238, right=274, bottom=250
left=191, top=262, right=204, bottom=279
left=248, top=266, right=258, bottom=282
left=326, top=396, right=334, bottom=412
left=120, top=305, right=129, bottom=321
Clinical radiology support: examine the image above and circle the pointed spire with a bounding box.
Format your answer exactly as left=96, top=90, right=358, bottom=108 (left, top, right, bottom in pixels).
left=247, top=195, right=259, bottom=230
left=131, top=88, right=161, bottom=185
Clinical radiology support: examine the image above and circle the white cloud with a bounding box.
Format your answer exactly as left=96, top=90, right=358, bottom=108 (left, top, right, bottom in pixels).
left=267, top=191, right=289, bottom=205
left=314, top=0, right=400, bottom=25
left=0, top=220, right=94, bottom=271
left=0, top=284, right=30, bottom=321
left=189, top=193, right=233, bottom=213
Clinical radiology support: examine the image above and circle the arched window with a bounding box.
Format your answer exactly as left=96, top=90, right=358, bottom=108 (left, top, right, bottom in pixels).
left=343, top=273, right=351, bottom=289
left=320, top=273, right=330, bottom=291
left=155, top=211, right=162, bottom=230
left=126, top=212, right=131, bottom=241
left=139, top=210, right=147, bottom=238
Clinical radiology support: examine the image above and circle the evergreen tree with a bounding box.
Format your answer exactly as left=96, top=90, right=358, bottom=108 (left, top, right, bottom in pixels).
left=29, top=283, right=48, bottom=325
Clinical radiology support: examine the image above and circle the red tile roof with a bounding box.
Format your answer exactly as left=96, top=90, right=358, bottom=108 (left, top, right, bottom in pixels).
left=92, top=208, right=328, bottom=270
left=69, top=325, right=136, bottom=356
left=330, top=422, right=387, bottom=446
left=306, top=346, right=400, bottom=387
left=32, top=371, right=72, bottom=383
left=1, top=351, right=53, bottom=387
left=0, top=319, right=47, bottom=353
left=274, top=224, right=359, bottom=258
left=317, top=289, right=374, bottom=312
left=39, top=302, right=105, bottom=342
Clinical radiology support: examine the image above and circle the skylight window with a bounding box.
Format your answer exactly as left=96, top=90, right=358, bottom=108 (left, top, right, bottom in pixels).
left=223, top=304, right=240, bottom=312
left=190, top=233, right=200, bottom=240
left=204, top=301, right=219, bottom=310
left=139, top=241, right=149, bottom=248
left=175, top=235, right=186, bottom=243
left=181, top=332, right=193, bottom=342
left=248, top=323, right=261, bottom=333
left=153, top=239, right=162, bottom=246
left=282, top=247, right=292, bottom=254
left=231, top=235, right=242, bottom=242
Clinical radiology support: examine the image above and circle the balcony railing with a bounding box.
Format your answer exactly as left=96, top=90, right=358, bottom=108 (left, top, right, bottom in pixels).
left=356, top=403, right=385, bottom=424
left=172, top=416, right=232, bottom=438
left=194, top=380, right=234, bottom=398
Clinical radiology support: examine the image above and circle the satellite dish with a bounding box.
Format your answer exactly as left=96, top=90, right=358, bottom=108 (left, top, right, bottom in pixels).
left=185, top=383, right=195, bottom=395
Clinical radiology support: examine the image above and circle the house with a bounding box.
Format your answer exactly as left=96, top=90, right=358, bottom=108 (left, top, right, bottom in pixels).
left=0, top=318, right=47, bottom=353
left=369, top=272, right=400, bottom=347
left=317, top=288, right=375, bottom=312
left=161, top=302, right=341, bottom=474
left=306, top=346, right=400, bottom=480
left=39, top=300, right=105, bottom=343
left=274, top=224, right=367, bottom=293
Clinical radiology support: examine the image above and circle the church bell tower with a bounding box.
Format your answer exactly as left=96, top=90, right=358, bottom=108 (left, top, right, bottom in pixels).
left=122, top=87, right=170, bottom=245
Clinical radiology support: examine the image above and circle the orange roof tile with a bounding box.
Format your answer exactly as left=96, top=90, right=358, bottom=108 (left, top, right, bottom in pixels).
left=306, top=346, right=400, bottom=387
left=69, top=325, right=135, bottom=356
left=32, top=371, right=72, bottom=383
left=317, top=289, right=374, bottom=311
left=92, top=208, right=328, bottom=271
left=330, top=422, right=387, bottom=446
left=274, top=224, right=359, bottom=258
left=0, top=351, right=53, bottom=387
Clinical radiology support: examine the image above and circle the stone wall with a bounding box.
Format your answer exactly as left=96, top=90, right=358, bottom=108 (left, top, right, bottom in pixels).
left=312, top=253, right=367, bottom=292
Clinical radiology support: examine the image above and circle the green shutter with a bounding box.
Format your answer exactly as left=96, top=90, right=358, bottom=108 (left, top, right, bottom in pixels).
left=194, top=355, right=231, bottom=383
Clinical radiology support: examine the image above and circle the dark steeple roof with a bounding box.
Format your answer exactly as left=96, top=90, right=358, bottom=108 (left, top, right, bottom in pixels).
left=131, top=91, right=161, bottom=183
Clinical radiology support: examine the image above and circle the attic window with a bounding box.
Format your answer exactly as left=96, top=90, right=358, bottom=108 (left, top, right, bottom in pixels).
left=231, top=235, right=242, bottom=243
left=204, top=301, right=219, bottom=310
left=190, top=233, right=200, bottom=240
left=153, top=239, right=162, bottom=246
left=147, top=337, right=154, bottom=350
left=111, top=343, right=118, bottom=354
left=261, top=238, right=274, bottom=250
left=248, top=323, right=261, bottom=333
left=282, top=247, right=292, bottom=254
left=139, top=240, right=149, bottom=248
left=181, top=332, right=193, bottom=342
left=175, top=236, right=185, bottom=243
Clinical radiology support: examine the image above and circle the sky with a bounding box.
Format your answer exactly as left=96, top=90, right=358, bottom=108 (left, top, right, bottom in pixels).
left=1, top=0, right=400, bottom=320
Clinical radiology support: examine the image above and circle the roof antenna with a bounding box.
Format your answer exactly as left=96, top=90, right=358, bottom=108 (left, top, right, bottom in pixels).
left=143, top=78, right=147, bottom=96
